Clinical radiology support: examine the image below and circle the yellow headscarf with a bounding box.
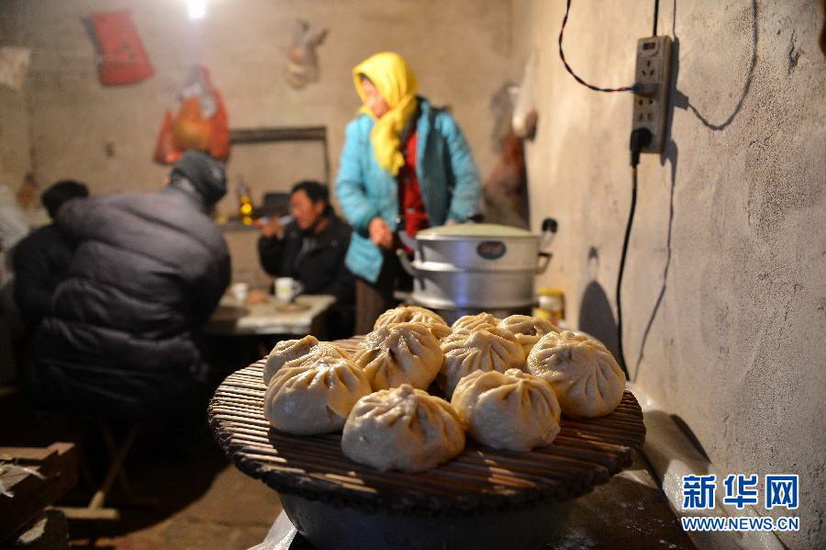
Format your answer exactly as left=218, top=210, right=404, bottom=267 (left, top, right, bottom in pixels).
left=352, top=52, right=419, bottom=176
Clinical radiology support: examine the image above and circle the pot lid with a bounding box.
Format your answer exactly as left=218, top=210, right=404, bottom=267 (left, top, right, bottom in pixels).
left=417, top=223, right=537, bottom=240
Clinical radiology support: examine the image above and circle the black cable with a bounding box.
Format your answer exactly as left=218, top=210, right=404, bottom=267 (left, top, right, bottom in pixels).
left=617, top=128, right=652, bottom=378
left=558, top=0, right=635, bottom=93
left=615, top=166, right=637, bottom=379
left=653, top=0, right=660, bottom=37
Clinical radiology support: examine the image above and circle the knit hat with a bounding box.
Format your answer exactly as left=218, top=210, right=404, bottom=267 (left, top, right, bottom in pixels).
left=41, top=180, right=89, bottom=218
left=171, top=150, right=227, bottom=205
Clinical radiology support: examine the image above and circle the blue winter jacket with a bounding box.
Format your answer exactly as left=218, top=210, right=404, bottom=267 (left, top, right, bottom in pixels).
left=335, top=97, right=481, bottom=282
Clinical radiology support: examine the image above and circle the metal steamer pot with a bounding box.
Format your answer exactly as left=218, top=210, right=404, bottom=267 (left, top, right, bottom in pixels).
left=398, top=220, right=557, bottom=324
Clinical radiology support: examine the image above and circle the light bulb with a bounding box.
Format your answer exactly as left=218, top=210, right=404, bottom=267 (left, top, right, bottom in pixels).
left=187, top=0, right=207, bottom=20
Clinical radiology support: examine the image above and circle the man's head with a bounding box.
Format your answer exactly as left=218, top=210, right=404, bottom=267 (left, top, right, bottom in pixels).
left=290, top=180, right=332, bottom=232
left=169, top=150, right=227, bottom=206
left=42, top=180, right=89, bottom=219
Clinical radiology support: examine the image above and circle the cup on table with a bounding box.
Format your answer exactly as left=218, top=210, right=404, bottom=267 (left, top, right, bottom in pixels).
left=274, top=277, right=303, bottom=303
left=229, top=282, right=249, bottom=305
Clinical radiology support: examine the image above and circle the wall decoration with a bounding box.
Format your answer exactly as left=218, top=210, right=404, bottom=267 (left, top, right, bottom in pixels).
left=154, top=66, right=230, bottom=164
left=89, top=10, right=154, bottom=86
left=0, top=47, right=31, bottom=91
left=285, top=20, right=328, bottom=89
left=483, top=82, right=529, bottom=229
left=512, top=52, right=538, bottom=140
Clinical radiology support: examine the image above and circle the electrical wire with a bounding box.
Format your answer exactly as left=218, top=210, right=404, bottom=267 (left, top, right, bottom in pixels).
left=558, top=0, right=635, bottom=93
left=615, top=165, right=639, bottom=379
left=617, top=128, right=650, bottom=377
left=653, top=0, right=660, bottom=36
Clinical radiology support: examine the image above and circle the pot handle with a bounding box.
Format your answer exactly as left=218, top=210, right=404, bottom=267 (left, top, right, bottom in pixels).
left=536, top=217, right=558, bottom=274
left=536, top=252, right=552, bottom=274
left=394, top=217, right=418, bottom=253
left=540, top=217, right=558, bottom=251
left=396, top=248, right=416, bottom=276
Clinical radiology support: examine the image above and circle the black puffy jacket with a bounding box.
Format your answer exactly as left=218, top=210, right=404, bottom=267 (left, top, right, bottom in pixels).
left=257, top=214, right=354, bottom=304
left=33, top=188, right=230, bottom=420
left=12, top=223, right=75, bottom=330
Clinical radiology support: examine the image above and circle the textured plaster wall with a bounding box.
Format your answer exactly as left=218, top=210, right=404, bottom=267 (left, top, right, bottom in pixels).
left=512, top=1, right=825, bottom=547
left=3, top=0, right=824, bottom=547
left=0, top=5, right=30, bottom=200
left=0, top=0, right=511, bottom=217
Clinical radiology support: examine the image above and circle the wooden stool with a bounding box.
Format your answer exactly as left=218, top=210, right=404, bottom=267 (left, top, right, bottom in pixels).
left=54, top=421, right=155, bottom=520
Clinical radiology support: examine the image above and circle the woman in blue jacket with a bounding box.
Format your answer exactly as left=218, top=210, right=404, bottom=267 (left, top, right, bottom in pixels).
left=335, top=51, right=482, bottom=333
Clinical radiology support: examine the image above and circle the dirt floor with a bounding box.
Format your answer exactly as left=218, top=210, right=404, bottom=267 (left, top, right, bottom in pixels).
left=0, top=385, right=281, bottom=550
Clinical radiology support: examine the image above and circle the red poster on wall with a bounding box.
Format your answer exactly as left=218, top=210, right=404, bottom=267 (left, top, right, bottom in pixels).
left=90, top=10, right=154, bottom=85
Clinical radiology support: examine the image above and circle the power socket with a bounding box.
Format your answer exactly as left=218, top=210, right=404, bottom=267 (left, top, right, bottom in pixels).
left=631, top=36, right=672, bottom=154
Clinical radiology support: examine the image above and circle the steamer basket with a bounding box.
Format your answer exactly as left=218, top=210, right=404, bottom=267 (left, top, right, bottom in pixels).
left=400, top=224, right=554, bottom=318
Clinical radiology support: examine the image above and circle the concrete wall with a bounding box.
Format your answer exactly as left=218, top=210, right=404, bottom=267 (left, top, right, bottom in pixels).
left=512, top=1, right=825, bottom=548
left=0, top=0, right=511, bottom=216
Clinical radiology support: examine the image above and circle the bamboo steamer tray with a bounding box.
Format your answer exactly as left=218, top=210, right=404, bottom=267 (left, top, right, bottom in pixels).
left=208, top=338, right=646, bottom=520
left=210, top=337, right=646, bottom=548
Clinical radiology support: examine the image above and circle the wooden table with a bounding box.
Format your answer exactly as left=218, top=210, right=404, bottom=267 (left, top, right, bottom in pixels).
left=207, top=294, right=336, bottom=337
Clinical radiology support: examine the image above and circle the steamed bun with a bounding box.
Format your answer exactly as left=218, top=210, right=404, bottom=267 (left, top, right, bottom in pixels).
left=451, top=312, right=500, bottom=333
left=498, top=315, right=560, bottom=356
left=341, top=384, right=465, bottom=472
left=440, top=326, right=525, bottom=399
left=451, top=368, right=562, bottom=451
left=262, top=336, right=348, bottom=386
left=264, top=356, right=371, bottom=435
left=352, top=322, right=443, bottom=390
left=526, top=331, right=625, bottom=418
left=374, top=305, right=452, bottom=340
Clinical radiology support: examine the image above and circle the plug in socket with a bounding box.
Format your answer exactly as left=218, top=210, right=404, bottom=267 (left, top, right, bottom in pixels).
left=631, top=36, right=672, bottom=154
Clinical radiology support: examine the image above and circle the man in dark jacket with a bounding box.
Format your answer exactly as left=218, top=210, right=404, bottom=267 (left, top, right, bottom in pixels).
left=13, top=180, right=89, bottom=331
left=32, top=151, right=231, bottom=421
left=257, top=180, right=354, bottom=338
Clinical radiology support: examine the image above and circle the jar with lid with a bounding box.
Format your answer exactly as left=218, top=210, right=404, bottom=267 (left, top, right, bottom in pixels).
left=535, top=288, right=565, bottom=328
left=236, top=176, right=255, bottom=225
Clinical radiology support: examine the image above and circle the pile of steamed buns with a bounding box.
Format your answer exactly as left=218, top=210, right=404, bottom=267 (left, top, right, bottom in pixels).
left=262, top=306, right=626, bottom=473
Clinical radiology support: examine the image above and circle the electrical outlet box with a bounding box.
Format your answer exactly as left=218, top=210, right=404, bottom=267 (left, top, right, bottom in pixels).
left=632, top=36, right=672, bottom=154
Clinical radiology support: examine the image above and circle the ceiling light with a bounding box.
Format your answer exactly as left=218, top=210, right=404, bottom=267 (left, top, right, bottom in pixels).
left=187, top=0, right=207, bottom=20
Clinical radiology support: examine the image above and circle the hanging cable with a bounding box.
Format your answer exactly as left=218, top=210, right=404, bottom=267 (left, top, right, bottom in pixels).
left=558, top=0, right=635, bottom=93
left=617, top=128, right=652, bottom=378
left=615, top=167, right=637, bottom=378
left=653, top=0, right=660, bottom=36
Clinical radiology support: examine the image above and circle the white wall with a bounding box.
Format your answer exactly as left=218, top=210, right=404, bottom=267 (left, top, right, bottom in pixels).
left=512, top=1, right=825, bottom=548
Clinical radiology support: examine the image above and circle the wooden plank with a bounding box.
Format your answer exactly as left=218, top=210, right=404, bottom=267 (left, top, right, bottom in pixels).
left=0, top=443, right=78, bottom=540
left=229, top=126, right=326, bottom=144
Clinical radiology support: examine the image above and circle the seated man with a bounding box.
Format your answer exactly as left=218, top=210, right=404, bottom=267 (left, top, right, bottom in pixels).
left=257, top=180, right=355, bottom=338
left=13, top=180, right=89, bottom=332
left=32, top=151, right=231, bottom=422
